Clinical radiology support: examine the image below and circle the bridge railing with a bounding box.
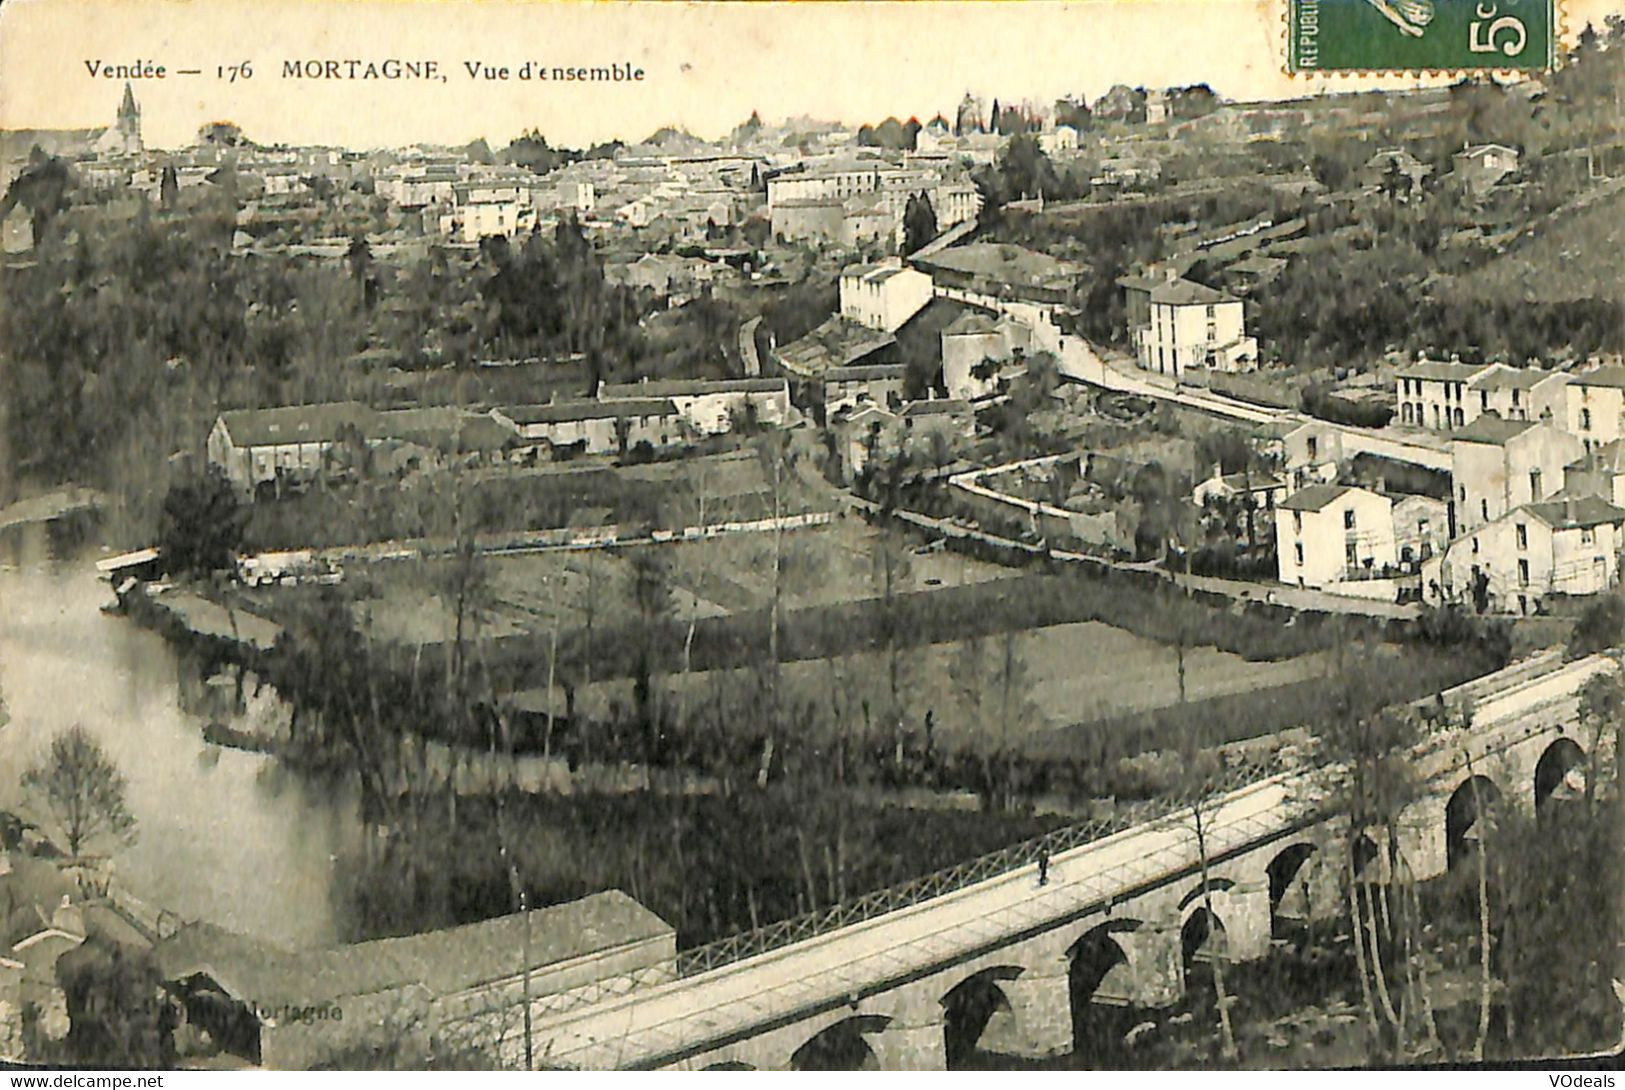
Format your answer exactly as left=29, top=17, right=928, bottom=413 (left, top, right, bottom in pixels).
left=670, top=650, right=1593, bottom=979
left=673, top=752, right=1287, bottom=978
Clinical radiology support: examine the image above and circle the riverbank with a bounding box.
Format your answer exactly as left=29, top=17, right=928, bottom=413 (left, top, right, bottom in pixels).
left=0, top=557, right=361, bottom=949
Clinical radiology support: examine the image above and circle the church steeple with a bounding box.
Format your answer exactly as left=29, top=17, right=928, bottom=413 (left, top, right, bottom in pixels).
left=115, top=82, right=141, bottom=153
left=119, top=82, right=139, bottom=126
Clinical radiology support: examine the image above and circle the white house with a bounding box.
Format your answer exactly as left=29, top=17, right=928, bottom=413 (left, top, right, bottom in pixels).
left=1037, top=126, right=1080, bottom=156
left=1393, top=493, right=1450, bottom=567
left=929, top=181, right=984, bottom=229
left=820, top=363, right=909, bottom=417
left=1253, top=419, right=1344, bottom=494
left=1435, top=496, right=1625, bottom=615
left=440, top=196, right=536, bottom=243
left=1192, top=466, right=1287, bottom=510
left=1123, top=276, right=1256, bottom=377
left=597, top=378, right=789, bottom=435
left=557, top=178, right=596, bottom=215
left=207, top=402, right=374, bottom=495
left=1449, top=417, right=1584, bottom=536
left=836, top=403, right=903, bottom=481
left=940, top=310, right=1018, bottom=401
left=1274, top=484, right=1396, bottom=589
left=1469, top=364, right=1567, bottom=426
left=1565, top=365, right=1625, bottom=451
left=491, top=399, right=685, bottom=455
left=1395, top=359, right=1491, bottom=431
left=207, top=403, right=514, bottom=495
left=1451, top=143, right=1520, bottom=193
left=839, top=260, right=934, bottom=333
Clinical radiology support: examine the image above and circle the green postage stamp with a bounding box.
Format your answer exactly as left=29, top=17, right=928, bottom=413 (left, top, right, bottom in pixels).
left=1288, top=0, right=1558, bottom=72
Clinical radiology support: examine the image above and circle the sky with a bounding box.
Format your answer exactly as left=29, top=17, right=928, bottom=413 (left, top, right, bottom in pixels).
left=1, top=0, right=1621, bottom=151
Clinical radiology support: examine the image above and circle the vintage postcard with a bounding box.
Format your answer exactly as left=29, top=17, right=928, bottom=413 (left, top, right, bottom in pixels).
left=1, top=0, right=1623, bottom=1074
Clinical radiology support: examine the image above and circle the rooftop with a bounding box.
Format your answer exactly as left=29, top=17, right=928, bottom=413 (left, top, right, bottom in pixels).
left=598, top=378, right=786, bottom=399
left=917, top=243, right=1082, bottom=288
left=1149, top=277, right=1237, bottom=307
left=1459, top=143, right=1519, bottom=158
left=822, top=363, right=909, bottom=382
left=1213, top=472, right=1286, bottom=493
left=1451, top=416, right=1539, bottom=445
left=776, top=315, right=897, bottom=376
left=942, top=311, right=1002, bottom=337
left=1523, top=495, right=1625, bottom=531
left=840, top=261, right=922, bottom=286
left=154, top=891, right=671, bottom=1009
left=499, top=398, right=679, bottom=425
left=1278, top=483, right=1368, bottom=512
left=1567, top=439, right=1625, bottom=474
left=901, top=398, right=971, bottom=418
left=218, top=402, right=372, bottom=447
left=1569, top=366, right=1625, bottom=389
left=1469, top=364, right=1563, bottom=391
left=1397, top=360, right=1491, bottom=383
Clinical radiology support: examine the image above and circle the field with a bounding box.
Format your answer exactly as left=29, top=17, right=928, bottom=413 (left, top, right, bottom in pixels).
left=243, top=448, right=828, bottom=552
left=259, top=515, right=1022, bottom=648
left=571, top=619, right=1336, bottom=749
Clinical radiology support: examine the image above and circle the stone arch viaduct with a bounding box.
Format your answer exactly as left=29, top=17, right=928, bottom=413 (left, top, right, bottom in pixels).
left=520, top=651, right=1616, bottom=1071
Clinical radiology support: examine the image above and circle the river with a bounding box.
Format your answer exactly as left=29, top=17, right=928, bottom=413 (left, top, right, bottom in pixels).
left=0, top=518, right=362, bottom=949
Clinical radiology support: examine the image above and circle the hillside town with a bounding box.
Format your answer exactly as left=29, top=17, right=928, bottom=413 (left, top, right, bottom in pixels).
left=3, top=9, right=1625, bottom=1074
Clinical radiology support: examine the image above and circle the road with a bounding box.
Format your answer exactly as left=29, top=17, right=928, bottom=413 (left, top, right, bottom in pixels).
left=532, top=774, right=1303, bottom=1070
left=1173, top=571, right=1420, bottom=621
left=738, top=316, right=763, bottom=378
left=1052, top=337, right=1450, bottom=471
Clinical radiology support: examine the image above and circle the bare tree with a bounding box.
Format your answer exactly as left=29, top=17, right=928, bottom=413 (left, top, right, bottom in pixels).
left=753, top=429, right=800, bottom=758
left=1170, top=743, right=1238, bottom=1062
left=22, top=725, right=137, bottom=863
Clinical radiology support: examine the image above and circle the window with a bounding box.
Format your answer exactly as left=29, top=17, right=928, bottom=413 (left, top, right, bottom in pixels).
left=1518, top=558, right=1530, bottom=585
left=1307, top=437, right=1318, bottom=460
left=1472, top=536, right=1480, bottom=554
left=1294, top=542, right=1304, bottom=566
left=1346, top=541, right=1359, bottom=568
left=1530, top=469, right=1542, bottom=499
left=1481, top=498, right=1489, bottom=521
left=1516, top=524, right=1528, bottom=549
left=1583, top=527, right=1596, bottom=546
left=1343, top=508, right=1356, bottom=531
left=1293, top=511, right=1303, bottom=534
left=1481, top=390, right=1490, bottom=411
left=1460, top=486, right=1467, bottom=502
left=1512, top=389, right=1521, bottom=407
left=1582, top=408, right=1593, bottom=431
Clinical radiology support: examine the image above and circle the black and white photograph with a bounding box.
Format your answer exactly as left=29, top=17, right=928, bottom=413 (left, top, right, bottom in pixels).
left=0, top=0, right=1623, bottom=1072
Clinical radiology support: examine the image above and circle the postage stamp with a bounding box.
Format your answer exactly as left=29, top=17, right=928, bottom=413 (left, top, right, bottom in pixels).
left=1288, top=0, right=1559, bottom=72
